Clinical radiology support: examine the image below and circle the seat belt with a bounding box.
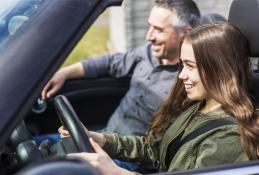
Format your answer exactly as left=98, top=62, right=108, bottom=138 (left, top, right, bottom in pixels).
left=166, top=117, right=237, bottom=168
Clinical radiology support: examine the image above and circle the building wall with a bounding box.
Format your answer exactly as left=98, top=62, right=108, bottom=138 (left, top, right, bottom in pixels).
left=108, top=6, right=126, bottom=53
left=123, top=0, right=154, bottom=51
left=108, top=0, right=153, bottom=52
left=109, top=0, right=233, bottom=52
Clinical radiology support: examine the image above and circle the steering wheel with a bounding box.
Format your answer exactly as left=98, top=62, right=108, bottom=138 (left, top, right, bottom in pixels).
left=53, top=95, right=94, bottom=153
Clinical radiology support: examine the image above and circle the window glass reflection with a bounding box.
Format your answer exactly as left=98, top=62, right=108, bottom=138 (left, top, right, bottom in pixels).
left=0, top=0, right=44, bottom=50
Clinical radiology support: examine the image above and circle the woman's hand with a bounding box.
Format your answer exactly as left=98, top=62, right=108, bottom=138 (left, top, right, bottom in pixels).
left=58, top=125, right=106, bottom=147
left=58, top=125, right=70, bottom=138
left=68, top=138, right=135, bottom=175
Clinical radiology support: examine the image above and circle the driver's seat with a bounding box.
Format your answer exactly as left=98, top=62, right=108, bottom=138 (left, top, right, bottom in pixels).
left=228, top=0, right=259, bottom=106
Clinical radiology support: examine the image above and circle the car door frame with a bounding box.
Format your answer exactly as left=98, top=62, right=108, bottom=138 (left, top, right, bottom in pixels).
left=0, top=0, right=123, bottom=147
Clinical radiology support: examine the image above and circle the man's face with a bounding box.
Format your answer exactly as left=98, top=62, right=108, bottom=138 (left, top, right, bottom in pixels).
left=146, top=6, right=185, bottom=61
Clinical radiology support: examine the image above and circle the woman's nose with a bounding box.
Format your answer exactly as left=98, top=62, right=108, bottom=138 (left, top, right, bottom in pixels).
left=178, top=69, right=188, bottom=80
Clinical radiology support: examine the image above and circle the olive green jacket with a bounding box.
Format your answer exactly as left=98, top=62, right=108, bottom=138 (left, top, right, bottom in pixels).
left=103, top=102, right=248, bottom=172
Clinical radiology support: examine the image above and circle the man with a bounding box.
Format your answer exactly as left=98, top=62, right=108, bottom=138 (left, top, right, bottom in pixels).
left=42, top=0, right=200, bottom=136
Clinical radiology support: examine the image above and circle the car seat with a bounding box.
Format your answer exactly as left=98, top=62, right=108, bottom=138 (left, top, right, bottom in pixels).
left=201, top=13, right=226, bottom=24
left=228, top=0, right=259, bottom=105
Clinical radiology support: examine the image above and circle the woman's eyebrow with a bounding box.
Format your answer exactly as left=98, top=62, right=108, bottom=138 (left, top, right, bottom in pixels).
left=180, top=57, right=196, bottom=64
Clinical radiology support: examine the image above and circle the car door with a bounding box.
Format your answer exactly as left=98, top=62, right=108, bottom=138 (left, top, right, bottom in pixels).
left=26, top=77, right=130, bottom=134
left=0, top=0, right=123, bottom=147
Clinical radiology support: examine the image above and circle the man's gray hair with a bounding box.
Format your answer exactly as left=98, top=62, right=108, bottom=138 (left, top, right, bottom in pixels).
left=155, top=0, right=201, bottom=29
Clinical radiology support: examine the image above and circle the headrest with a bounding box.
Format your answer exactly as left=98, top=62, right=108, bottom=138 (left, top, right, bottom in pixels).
left=228, top=0, right=259, bottom=57
left=201, top=13, right=226, bottom=24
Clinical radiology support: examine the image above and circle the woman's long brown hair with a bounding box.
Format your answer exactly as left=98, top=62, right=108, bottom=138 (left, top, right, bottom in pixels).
left=147, top=22, right=259, bottom=159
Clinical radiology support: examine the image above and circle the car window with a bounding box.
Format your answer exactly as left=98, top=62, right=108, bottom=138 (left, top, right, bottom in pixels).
left=0, top=0, right=44, bottom=50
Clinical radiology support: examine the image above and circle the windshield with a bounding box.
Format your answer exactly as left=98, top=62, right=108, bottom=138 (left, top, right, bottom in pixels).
left=0, top=0, right=44, bottom=50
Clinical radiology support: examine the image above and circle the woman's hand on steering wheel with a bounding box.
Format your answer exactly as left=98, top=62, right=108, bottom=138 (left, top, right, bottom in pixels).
left=58, top=125, right=106, bottom=147
left=58, top=122, right=88, bottom=138
left=58, top=125, right=70, bottom=138
left=68, top=138, right=134, bottom=175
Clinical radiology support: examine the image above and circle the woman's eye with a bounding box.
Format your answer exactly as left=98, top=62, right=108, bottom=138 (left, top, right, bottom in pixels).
left=186, top=64, right=196, bottom=70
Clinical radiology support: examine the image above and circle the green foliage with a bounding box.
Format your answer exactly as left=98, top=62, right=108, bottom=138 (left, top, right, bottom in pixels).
left=62, top=26, right=109, bottom=67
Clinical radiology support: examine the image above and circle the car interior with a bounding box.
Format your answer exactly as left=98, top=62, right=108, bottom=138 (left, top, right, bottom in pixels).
left=26, top=77, right=130, bottom=134
left=2, top=0, right=259, bottom=174
left=228, top=0, right=259, bottom=106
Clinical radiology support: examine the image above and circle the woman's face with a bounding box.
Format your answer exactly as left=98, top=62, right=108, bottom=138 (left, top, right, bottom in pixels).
left=179, top=40, right=208, bottom=101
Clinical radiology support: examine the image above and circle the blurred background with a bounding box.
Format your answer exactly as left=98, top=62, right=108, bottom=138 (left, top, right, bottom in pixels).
left=64, top=0, right=258, bottom=70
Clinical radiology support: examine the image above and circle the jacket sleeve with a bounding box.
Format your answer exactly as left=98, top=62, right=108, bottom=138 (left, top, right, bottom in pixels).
left=102, top=133, right=161, bottom=169
left=81, top=45, right=147, bottom=78
left=194, top=126, right=249, bottom=168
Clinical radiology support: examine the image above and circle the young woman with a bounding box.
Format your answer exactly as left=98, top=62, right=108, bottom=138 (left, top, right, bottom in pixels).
left=61, top=22, right=259, bottom=174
